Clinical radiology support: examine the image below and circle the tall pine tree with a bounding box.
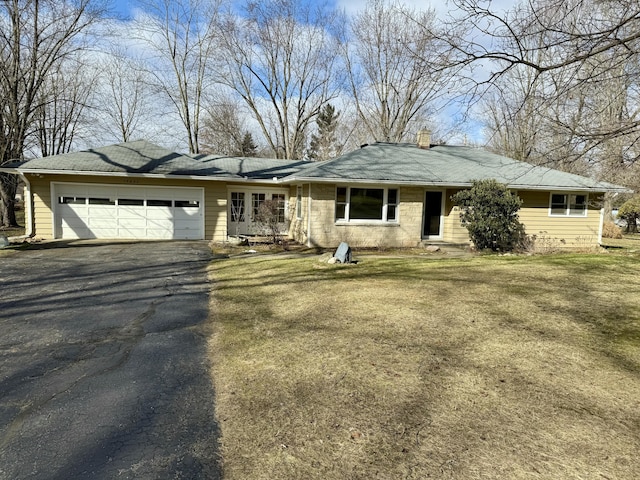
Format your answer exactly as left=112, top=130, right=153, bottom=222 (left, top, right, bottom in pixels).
left=235, top=132, right=258, bottom=157
left=308, top=104, right=340, bottom=161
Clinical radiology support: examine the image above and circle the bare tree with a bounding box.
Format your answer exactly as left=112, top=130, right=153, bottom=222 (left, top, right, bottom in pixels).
left=345, top=0, right=458, bottom=143
left=35, top=56, right=95, bottom=156
left=445, top=0, right=640, bottom=153
left=135, top=0, right=221, bottom=154
left=200, top=100, right=248, bottom=155
left=92, top=50, right=154, bottom=143
left=0, top=0, right=103, bottom=227
left=218, top=0, right=344, bottom=159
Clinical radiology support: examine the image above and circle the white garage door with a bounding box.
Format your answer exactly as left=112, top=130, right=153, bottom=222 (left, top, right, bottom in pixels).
left=54, top=184, right=204, bottom=240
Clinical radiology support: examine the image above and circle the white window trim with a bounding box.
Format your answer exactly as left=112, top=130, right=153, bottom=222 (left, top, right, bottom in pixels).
left=296, top=185, right=303, bottom=220
left=548, top=192, right=589, bottom=217
left=335, top=185, right=399, bottom=224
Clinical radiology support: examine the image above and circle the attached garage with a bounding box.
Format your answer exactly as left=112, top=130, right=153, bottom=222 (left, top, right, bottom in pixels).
left=53, top=183, right=204, bottom=240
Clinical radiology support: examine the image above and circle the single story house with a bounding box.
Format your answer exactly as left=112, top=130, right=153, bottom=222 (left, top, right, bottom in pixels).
left=0, top=135, right=631, bottom=248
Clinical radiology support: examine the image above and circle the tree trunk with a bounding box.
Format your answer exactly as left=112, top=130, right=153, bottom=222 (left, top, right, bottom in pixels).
left=0, top=173, right=18, bottom=227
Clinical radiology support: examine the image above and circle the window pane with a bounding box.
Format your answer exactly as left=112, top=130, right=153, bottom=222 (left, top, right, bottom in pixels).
left=387, top=205, right=397, bottom=222
left=350, top=188, right=384, bottom=220
left=89, top=198, right=115, bottom=205
left=59, top=196, right=86, bottom=204
left=231, top=192, right=245, bottom=222
left=252, top=193, right=265, bottom=219
left=296, top=186, right=302, bottom=219
left=119, top=199, right=144, bottom=206
left=336, top=187, right=347, bottom=203
left=388, top=188, right=398, bottom=205
left=175, top=200, right=199, bottom=208
left=551, top=193, right=567, bottom=214
left=272, top=194, right=286, bottom=223
left=335, top=204, right=346, bottom=220
left=569, top=194, right=586, bottom=215
left=147, top=199, right=172, bottom=207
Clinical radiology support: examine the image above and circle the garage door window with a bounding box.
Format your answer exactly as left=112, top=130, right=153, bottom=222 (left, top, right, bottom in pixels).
left=89, top=198, right=115, bottom=205
left=176, top=200, right=199, bottom=208
left=148, top=199, right=172, bottom=207
left=119, top=199, right=144, bottom=206
left=59, top=196, right=86, bottom=204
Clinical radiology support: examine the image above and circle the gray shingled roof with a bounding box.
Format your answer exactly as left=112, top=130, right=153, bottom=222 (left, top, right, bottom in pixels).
left=287, top=142, right=630, bottom=192
left=1, top=140, right=631, bottom=193
left=2, top=140, right=232, bottom=177
left=193, top=154, right=312, bottom=180
left=4, top=140, right=310, bottom=180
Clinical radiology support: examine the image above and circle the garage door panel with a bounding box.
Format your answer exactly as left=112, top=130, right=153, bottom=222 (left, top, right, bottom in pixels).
left=174, top=209, right=200, bottom=220
left=55, top=184, right=204, bottom=240
left=146, top=208, right=172, bottom=219
left=87, top=207, right=117, bottom=219
left=88, top=218, right=118, bottom=228
left=118, top=227, right=147, bottom=238
left=118, top=206, right=146, bottom=218
left=146, top=228, right=173, bottom=238
left=90, top=228, right=116, bottom=237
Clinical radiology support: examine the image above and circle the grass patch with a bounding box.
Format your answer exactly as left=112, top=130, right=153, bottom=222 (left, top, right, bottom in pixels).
left=0, top=203, right=25, bottom=238
left=208, top=252, right=640, bottom=479
left=602, top=233, right=640, bottom=251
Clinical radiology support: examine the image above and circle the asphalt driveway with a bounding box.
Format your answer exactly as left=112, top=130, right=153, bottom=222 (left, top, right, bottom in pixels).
left=0, top=241, right=220, bottom=479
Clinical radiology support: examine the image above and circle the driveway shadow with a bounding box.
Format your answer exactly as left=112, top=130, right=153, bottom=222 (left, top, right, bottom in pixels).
left=0, top=241, right=221, bottom=479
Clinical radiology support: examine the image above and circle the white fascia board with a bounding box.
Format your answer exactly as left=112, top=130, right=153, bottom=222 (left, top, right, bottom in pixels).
left=283, top=176, right=630, bottom=193
left=14, top=169, right=297, bottom=185
left=12, top=169, right=237, bottom=182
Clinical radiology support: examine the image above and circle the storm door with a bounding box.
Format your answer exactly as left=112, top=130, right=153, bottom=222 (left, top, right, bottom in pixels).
left=422, top=191, right=443, bottom=238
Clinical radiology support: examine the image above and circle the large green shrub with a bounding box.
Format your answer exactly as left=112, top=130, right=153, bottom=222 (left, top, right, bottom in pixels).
left=617, top=195, right=640, bottom=233
left=451, top=179, right=525, bottom=252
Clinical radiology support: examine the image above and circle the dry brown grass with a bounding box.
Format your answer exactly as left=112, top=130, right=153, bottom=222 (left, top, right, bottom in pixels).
left=0, top=203, right=25, bottom=238
left=602, top=233, right=640, bottom=251
left=207, top=251, right=640, bottom=479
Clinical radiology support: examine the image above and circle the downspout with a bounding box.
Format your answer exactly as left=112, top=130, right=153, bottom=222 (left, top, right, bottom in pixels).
left=598, top=207, right=604, bottom=245
left=19, top=173, right=34, bottom=238
left=307, top=183, right=312, bottom=248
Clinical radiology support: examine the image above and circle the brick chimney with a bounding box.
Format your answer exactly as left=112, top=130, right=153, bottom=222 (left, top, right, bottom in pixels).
left=417, top=129, right=431, bottom=149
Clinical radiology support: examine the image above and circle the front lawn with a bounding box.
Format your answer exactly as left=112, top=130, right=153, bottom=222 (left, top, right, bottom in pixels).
left=207, top=251, right=640, bottom=479
left=0, top=203, right=25, bottom=237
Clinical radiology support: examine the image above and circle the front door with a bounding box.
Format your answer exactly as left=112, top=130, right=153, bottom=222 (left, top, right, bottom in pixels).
left=228, top=189, right=288, bottom=236
left=423, top=191, right=443, bottom=238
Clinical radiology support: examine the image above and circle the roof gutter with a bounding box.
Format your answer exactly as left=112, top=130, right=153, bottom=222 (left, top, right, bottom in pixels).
left=0, top=168, right=284, bottom=184
left=282, top=176, right=633, bottom=193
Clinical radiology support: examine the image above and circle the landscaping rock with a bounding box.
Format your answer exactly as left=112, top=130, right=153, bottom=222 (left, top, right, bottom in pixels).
left=426, top=245, right=440, bottom=252
left=327, top=257, right=338, bottom=264
left=0, top=236, right=9, bottom=248
left=318, top=252, right=333, bottom=263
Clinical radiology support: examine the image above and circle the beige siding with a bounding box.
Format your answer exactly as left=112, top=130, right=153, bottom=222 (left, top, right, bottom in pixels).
left=24, top=173, right=605, bottom=248
left=442, top=188, right=469, bottom=244
left=518, top=191, right=602, bottom=248
left=29, top=175, right=54, bottom=239
left=443, top=188, right=603, bottom=248
left=25, top=174, right=228, bottom=241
